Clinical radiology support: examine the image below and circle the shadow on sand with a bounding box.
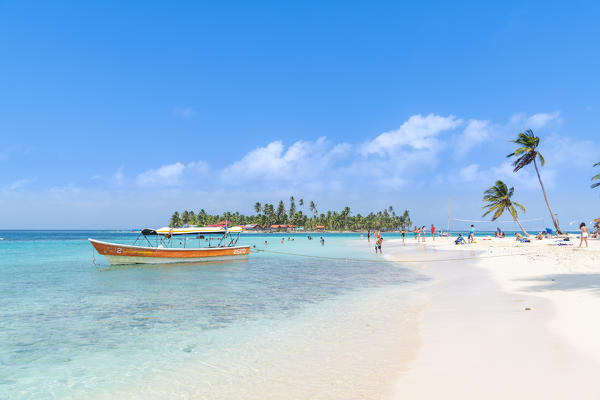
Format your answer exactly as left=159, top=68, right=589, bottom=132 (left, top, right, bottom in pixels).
left=519, top=273, right=600, bottom=295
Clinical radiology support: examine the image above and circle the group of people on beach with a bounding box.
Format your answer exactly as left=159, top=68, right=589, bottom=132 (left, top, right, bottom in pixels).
left=366, top=230, right=384, bottom=253
left=411, top=225, right=435, bottom=242
left=454, top=225, right=476, bottom=245
left=452, top=221, right=595, bottom=249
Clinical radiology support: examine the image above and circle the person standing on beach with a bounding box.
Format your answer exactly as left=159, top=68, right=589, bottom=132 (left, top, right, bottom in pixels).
left=579, top=222, right=589, bottom=248
left=375, top=236, right=383, bottom=253
left=401, top=229, right=405, bottom=244
left=431, top=224, right=435, bottom=240
left=468, top=225, right=475, bottom=244
left=421, top=226, right=426, bottom=242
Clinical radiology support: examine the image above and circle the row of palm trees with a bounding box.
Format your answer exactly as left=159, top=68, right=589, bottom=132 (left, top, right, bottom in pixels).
left=482, top=129, right=598, bottom=235
left=169, top=197, right=412, bottom=231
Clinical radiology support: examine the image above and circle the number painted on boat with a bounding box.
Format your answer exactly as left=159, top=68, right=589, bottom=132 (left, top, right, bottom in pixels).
left=233, top=248, right=246, bottom=254
left=116, top=248, right=123, bottom=254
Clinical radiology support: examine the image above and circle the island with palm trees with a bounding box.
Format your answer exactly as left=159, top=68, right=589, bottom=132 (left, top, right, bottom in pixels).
left=168, top=197, right=412, bottom=231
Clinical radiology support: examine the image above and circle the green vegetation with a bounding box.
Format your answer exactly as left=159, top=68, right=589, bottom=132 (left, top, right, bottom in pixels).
left=482, top=180, right=528, bottom=235
left=507, top=129, right=563, bottom=234
left=168, top=198, right=412, bottom=231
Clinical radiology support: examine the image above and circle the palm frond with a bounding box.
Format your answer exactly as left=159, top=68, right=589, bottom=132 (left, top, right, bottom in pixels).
left=512, top=152, right=536, bottom=172
left=482, top=180, right=525, bottom=222
left=537, top=152, right=545, bottom=166
left=482, top=203, right=502, bottom=217
left=492, top=206, right=505, bottom=221
left=592, top=163, right=600, bottom=188
left=512, top=201, right=526, bottom=214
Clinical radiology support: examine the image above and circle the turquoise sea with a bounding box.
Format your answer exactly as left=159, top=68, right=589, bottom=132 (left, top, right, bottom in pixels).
left=0, top=231, right=430, bottom=399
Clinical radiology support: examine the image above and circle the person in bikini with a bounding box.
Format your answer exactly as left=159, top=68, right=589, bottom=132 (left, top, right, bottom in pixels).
left=580, top=222, right=589, bottom=248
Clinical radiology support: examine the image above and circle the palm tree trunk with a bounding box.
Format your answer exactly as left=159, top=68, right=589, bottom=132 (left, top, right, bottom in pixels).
left=514, top=216, right=528, bottom=236
left=533, top=159, right=563, bottom=234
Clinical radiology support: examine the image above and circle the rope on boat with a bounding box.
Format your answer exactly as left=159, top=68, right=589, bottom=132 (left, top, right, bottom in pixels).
left=252, top=248, right=541, bottom=264
left=92, top=247, right=97, bottom=266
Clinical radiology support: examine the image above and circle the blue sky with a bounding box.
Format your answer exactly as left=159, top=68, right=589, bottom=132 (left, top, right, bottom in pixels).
left=1, top=0, right=599, bottom=229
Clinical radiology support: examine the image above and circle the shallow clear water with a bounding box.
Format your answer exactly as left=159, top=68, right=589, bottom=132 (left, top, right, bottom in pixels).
left=0, top=231, right=427, bottom=399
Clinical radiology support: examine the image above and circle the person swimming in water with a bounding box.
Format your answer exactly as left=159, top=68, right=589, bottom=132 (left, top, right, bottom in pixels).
left=320, top=236, right=325, bottom=245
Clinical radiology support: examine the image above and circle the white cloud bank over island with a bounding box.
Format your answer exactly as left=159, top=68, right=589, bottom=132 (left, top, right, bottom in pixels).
left=3, top=110, right=596, bottom=229
left=131, top=111, right=574, bottom=192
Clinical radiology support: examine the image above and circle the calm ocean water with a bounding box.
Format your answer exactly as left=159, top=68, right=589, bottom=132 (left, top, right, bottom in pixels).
left=0, top=231, right=427, bottom=399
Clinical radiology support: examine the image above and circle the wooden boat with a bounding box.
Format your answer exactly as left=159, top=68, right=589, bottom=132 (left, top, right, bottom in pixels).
left=89, top=226, right=250, bottom=265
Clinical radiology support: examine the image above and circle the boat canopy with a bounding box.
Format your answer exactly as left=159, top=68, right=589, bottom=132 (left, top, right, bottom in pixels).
left=153, top=226, right=243, bottom=235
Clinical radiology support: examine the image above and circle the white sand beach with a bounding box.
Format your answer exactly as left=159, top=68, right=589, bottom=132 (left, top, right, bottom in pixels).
left=387, top=235, right=600, bottom=399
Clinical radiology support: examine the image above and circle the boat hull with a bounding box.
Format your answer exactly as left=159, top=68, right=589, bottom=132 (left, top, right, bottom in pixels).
left=89, top=239, right=250, bottom=265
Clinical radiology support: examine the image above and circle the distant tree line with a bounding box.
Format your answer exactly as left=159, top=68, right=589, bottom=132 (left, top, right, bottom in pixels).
left=169, top=197, right=412, bottom=231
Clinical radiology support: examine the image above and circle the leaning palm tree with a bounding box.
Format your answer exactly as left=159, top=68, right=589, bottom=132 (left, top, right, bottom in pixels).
left=507, top=129, right=562, bottom=234
left=592, top=162, right=600, bottom=189
left=482, top=180, right=528, bottom=235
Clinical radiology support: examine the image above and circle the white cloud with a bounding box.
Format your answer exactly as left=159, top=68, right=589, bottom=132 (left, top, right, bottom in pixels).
left=491, top=161, right=556, bottom=190
left=455, top=120, right=491, bottom=157
left=361, top=114, right=463, bottom=156
left=509, top=111, right=561, bottom=130
left=49, top=183, right=82, bottom=197
left=220, top=137, right=350, bottom=182
left=459, top=164, right=482, bottom=182
left=136, top=161, right=209, bottom=187
left=3, top=178, right=31, bottom=191
left=455, top=160, right=556, bottom=191
left=114, top=166, right=124, bottom=185
left=543, top=134, right=597, bottom=168
left=527, top=112, right=561, bottom=128
left=173, top=107, right=196, bottom=119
